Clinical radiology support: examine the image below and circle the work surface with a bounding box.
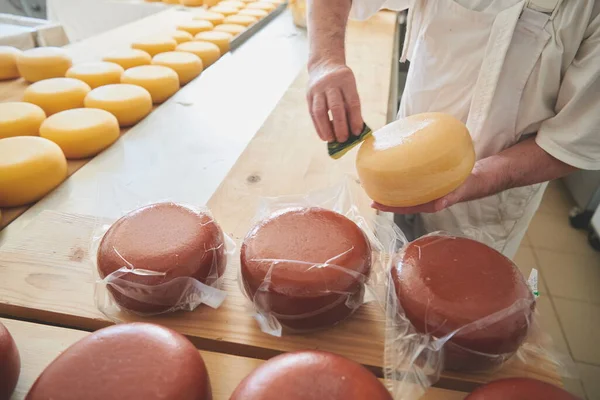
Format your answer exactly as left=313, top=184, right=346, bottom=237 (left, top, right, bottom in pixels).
left=0, top=6, right=562, bottom=398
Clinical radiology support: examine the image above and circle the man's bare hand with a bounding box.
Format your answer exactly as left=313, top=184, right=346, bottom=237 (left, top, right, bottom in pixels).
left=307, top=62, right=363, bottom=143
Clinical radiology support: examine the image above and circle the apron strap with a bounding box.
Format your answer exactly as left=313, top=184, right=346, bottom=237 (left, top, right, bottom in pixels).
left=465, top=1, right=526, bottom=139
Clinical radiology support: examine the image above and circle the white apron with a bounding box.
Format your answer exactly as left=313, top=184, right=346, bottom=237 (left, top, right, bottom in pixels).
left=397, top=0, right=561, bottom=258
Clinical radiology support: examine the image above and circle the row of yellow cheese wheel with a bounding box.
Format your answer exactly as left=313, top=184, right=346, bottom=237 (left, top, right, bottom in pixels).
left=0, top=0, right=282, bottom=211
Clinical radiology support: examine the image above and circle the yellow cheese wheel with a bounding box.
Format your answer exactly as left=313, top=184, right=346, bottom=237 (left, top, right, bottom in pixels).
left=176, top=20, right=214, bottom=35
left=245, top=1, right=275, bottom=11
left=39, top=108, right=120, bottom=159
left=176, top=41, right=221, bottom=67
left=163, top=0, right=179, bottom=3
left=180, top=0, right=203, bottom=5
left=66, top=62, right=124, bottom=89
left=120, top=65, right=180, bottom=104
left=223, top=14, right=257, bottom=26
left=193, top=11, right=225, bottom=25
left=240, top=0, right=257, bottom=3
left=238, top=8, right=268, bottom=18
left=16, top=47, right=73, bottom=83
left=209, top=5, right=239, bottom=16
left=23, top=78, right=91, bottom=116
left=151, top=51, right=203, bottom=85
left=171, top=30, right=194, bottom=44
left=219, top=0, right=245, bottom=9
left=194, top=31, right=233, bottom=54
left=103, top=49, right=152, bottom=70
left=0, top=46, right=21, bottom=80
left=214, top=23, right=245, bottom=36
left=0, top=102, right=46, bottom=139
left=0, top=136, right=67, bottom=207
left=131, top=36, right=178, bottom=57
left=356, top=113, right=476, bottom=207
left=84, top=84, right=152, bottom=127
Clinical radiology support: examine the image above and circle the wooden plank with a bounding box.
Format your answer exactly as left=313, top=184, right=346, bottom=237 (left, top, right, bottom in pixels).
left=1, top=317, right=466, bottom=399
left=0, top=6, right=303, bottom=232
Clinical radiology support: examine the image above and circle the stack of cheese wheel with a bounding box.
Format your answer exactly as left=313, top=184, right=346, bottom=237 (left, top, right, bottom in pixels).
left=39, top=108, right=120, bottom=159
left=66, top=62, right=124, bottom=89
left=193, top=11, right=226, bottom=26
left=356, top=112, right=475, bottom=207
left=26, top=323, right=212, bottom=400
left=23, top=78, right=91, bottom=116
left=0, top=46, right=21, bottom=80
left=231, top=351, right=392, bottom=400
left=16, top=47, right=72, bottom=82
left=0, top=136, right=67, bottom=207
left=176, top=41, right=221, bottom=68
left=0, top=322, right=20, bottom=400
left=392, top=234, right=535, bottom=371
left=240, top=207, right=372, bottom=332
left=466, top=378, right=577, bottom=399
left=96, top=202, right=227, bottom=314
left=0, top=102, right=45, bottom=139
left=103, top=49, right=152, bottom=70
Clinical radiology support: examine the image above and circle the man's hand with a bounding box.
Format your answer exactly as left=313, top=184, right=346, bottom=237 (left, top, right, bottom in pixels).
left=371, top=137, right=578, bottom=214
left=307, top=62, right=363, bottom=143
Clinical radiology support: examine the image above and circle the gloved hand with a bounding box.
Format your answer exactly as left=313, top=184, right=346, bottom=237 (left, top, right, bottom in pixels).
left=307, top=61, right=364, bottom=143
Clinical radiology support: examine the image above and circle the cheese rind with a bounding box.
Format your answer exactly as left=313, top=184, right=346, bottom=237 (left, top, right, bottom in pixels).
left=194, top=31, right=233, bottom=54
left=193, top=11, right=225, bottom=25
left=16, top=47, right=73, bottom=83
left=23, top=78, right=91, bottom=116
left=131, top=36, right=177, bottom=57
left=0, top=102, right=46, bottom=139
left=152, top=52, right=203, bottom=85
left=0, top=136, right=67, bottom=207
left=356, top=112, right=475, bottom=207
left=84, top=84, right=152, bottom=127
left=171, top=30, right=194, bottom=44
left=224, top=15, right=257, bottom=26
left=40, top=108, right=120, bottom=159
left=0, top=46, right=21, bottom=80
left=66, top=62, right=124, bottom=89
left=103, top=49, right=152, bottom=70
left=120, top=65, right=180, bottom=104
left=176, top=20, right=214, bottom=35
left=214, top=23, right=246, bottom=36
left=176, top=41, right=221, bottom=67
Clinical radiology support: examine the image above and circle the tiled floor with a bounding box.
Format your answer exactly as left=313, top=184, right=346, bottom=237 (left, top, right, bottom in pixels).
left=515, top=180, right=600, bottom=400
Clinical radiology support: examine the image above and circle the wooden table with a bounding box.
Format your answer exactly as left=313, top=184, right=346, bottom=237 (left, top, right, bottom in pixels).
left=0, top=7, right=562, bottom=399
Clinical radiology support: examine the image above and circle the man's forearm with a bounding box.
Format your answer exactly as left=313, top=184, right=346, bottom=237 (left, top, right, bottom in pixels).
left=471, top=137, right=578, bottom=200
left=307, top=0, right=352, bottom=69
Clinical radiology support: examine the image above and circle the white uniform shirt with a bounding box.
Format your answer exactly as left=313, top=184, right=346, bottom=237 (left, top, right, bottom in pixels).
left=350, top=0, right=600, bottom=170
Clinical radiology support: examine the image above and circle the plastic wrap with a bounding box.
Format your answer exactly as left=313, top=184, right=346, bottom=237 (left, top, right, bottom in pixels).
left=384, top=232, right=574, bottom=399
left=239, top=180, right=406, bottom=337
left=91, top=201, right=234, bottom=321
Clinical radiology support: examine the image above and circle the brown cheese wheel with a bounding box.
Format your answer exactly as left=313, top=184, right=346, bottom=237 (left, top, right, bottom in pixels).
left=466, top=378, right=578, bottom=400
left=240, top=207, right=371, bottom=331
left=97, top=202, right=226, bottom=314
left=230, top=351, right=392, bottom=400
left=26, top=323, right=212, bottom=400
left=0, top=322, right=20, bottom=400
left=393, top=235, right=535, bottom=371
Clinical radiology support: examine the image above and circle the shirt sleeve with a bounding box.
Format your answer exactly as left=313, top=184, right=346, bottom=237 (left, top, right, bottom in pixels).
left=536, top=13, right=600, bottom=170
left=349, top=0, right=409, bottom=21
